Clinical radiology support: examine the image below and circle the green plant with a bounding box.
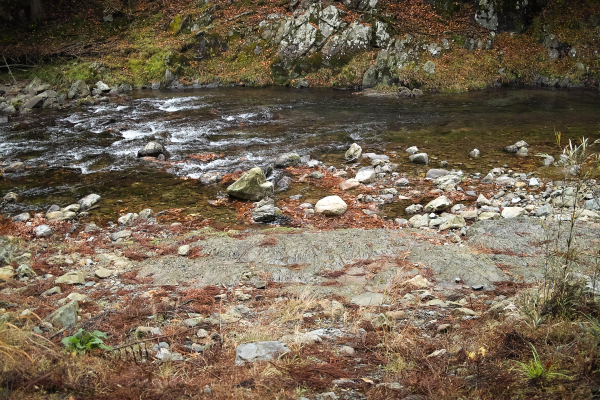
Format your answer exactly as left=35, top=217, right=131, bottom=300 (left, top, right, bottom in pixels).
left=536, top=134, right=600, bottom=319
left=514, top=344, right=570, bottom=385
left=61, top=329, right=111, bottom=353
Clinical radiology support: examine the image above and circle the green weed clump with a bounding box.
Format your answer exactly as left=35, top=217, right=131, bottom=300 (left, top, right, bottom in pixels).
left=514, top=344, right=570, bottom=385
left=62, top=329, right=111, bottom=353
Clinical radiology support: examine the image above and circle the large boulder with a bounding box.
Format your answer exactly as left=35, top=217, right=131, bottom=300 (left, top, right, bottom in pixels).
left=274, top=153, right=301, bottom=168
left=314, top=195, right=347, bottom=216
left=137, top=141, right=169, bottom=158
left=345, top=143, right=362, bottom=161
left=226, top=167, right=274, bottom=201
left=67, top=80, right=90, bottom=99
left=424, top=196, right=453, bottom=213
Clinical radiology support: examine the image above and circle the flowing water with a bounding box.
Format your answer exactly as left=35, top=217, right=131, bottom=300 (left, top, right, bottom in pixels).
left=1, top=87, right=599, bottom=225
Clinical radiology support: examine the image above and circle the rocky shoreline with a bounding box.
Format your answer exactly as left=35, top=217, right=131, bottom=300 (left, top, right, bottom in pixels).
left=2, top=91, right=600, bottom=398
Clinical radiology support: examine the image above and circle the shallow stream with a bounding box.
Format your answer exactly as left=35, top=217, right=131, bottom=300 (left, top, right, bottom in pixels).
left=1, top=87, right=599, bottom=225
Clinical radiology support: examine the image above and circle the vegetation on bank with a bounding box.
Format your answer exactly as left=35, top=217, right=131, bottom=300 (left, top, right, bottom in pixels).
left=0, top=0, right=598, bottom=92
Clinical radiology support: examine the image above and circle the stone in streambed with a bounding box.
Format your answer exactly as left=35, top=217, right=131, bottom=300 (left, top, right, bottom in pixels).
left=409, top=153, right=429, bottom=164
left=226, top=167, right=274, bottom=201
left=424, top=196, right=453, bottom=213
left=78, top=194, right=101, bottom=210
left=345, top=143, right=362, bottom=161
left=314, top=196, right=347, bottom=216
left=274, top=153, right=301, bottom=168
left=252, top=198, right=282, bottom=222
left=137, top=141, right=169, bottom=158
left=355, top=167, right=376, bottom=183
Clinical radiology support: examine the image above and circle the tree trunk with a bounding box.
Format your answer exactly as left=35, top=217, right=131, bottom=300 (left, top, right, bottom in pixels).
left=29, top=0, right=45, bottom=21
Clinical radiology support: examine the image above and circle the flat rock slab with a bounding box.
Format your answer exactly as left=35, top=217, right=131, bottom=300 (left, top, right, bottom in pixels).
left=138, top=219, right=599, bottom=298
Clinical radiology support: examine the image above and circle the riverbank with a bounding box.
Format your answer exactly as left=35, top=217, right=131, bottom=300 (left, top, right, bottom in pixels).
left=1, top=0, right=599, bottom=93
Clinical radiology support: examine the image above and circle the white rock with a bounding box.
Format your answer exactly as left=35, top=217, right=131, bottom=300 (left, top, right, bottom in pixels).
left=178, top=245, right=190, bottom=256
left=355, top=167, right=376, bottom=183
left=470, top=149, right=480, bottom=158
left=424, top=195, right=453, bottom=213
left=501, top=207, right=526, bottom=219
left=315, top=196, right=347, bottom=216
left=345, top=143, right=362, bottom=161
left=405, top=146, right=418, bottom=155
left=34, top=225, right=52, bottom=237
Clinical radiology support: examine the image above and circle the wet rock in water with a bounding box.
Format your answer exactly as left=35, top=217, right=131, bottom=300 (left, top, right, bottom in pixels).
left=47, top=300, right=79, bottom=328
left=405, top=146, right=418, bottom=155
left=78, top=194, right=101, bottom=210
left=5, top=162, right=25, bottom=173
left=12, top=212, right=30, bottom=222
left=199, top=172, right=222, bottom=185
left=55, top=271, right=84, bottom=285
left=315, top=195, right=347, bottom=216
left=23, top=96, right=44, bottom=109
left=2, top=192, right=19, bottom=203
left=409, top=153, right=429, bottom=164
left=139, top=208, right=154, bottom=219
left=276, top=176, right=293, bottom=190
left=470, top=149, right=480, bottom=158
left=355, top=167, right=376, bottom=183
left=505, top=140, right=528, bottom=153
left=516, top=147, right=528, bottom=157
left=405, top=204, right=423, bottom=214
left=424, top=195, right=453, bottom=213
left=252, top=198, right=282, bottom=223
left=274, top=152, right=301, bottom=168
left=118, top=213, right=139, bottom=226
left=137, top=141, right=169, bottom=158
left=542, top=155, right=555, bottom=166
left=67, top=80, right=90, bottom=99
left=35, top=225, right=52, bottom=237
left=226, top=167, right=274, bottom=201
left=425, top=169, right=448, bottom=179
left=501, top=207, right=525, bottom=219
left=340, top=179, right=360, bottom=190
left=235, top=341, right=290, bottom=365
left=345, top=143, right=362, bottom=161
